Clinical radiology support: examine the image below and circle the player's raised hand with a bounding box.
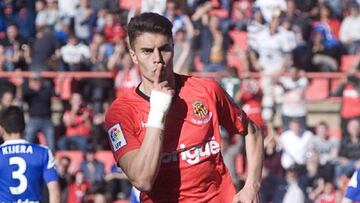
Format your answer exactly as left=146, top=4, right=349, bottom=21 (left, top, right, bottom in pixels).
left=147, top=63, right=174, bottom=129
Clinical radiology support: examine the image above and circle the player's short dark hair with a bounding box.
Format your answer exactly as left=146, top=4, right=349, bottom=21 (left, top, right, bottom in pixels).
left=127, top=12, right=173, bottom=48
left=0, top=106, right=25, bottom=134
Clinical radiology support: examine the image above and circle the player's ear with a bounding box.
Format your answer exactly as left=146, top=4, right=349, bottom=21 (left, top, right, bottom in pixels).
left=129, top=49, right=138, bottom=65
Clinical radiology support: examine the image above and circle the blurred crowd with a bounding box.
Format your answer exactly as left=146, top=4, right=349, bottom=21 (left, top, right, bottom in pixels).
left=0, top=0, right=360, bottom=202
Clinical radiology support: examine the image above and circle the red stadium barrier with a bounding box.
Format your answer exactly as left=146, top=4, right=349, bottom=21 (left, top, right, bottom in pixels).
left=1, top=71, right=359, bottom=101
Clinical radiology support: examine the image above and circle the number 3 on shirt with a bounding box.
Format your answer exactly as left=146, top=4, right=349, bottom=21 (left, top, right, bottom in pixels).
left=9, top=156, right=28, bottom=195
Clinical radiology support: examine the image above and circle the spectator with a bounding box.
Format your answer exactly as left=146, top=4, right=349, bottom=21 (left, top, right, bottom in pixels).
left=236, top=75, right=264, bottom=128
left=57, top=156, right=72, bottom=203
left=250, top=16, right=295, bottom=122
left=89, top=32, right=107, bottom=71
left=247, top=6, right=266, bottom=52
left=60, top=34, right=91, bottom=71
left=276, top=67, right=308, bottom=131
left=220, top=127, right=244, bottom=190
left=35, top=0, right=60, bottom=29
left=58, top=0, right=79, bottom=20
left=279, top=118, right=314, bottom=170
left=313, top=3, right=341, bottom=39
left=309, top=26, right=341, bottom=72
left=339, top=2, right=360, bottom=54
left=0, top=2, right=16, bottom=36
left=74, top=0, right=93, bottom=43
left=0, top=23, right=30, bottom=71
left=66, top=170, right=90, bottom=203
left=230, top=0, right=253, bottom=30
left=335, top=118, right=360, bottom=187
left=281, top=0, right=312, bottom=42
left=141, top=0, right=167, bottom=14
left=173, top=28, right=194, bottom=74
left=166, top=2, right=195, bottom=74
left=254, top=0, right=287, bottom=23
left=89, top=0, right=118, bottom=13
left=79, top=146, right=105, bottom=188
left=103, top=12, right=125, bottom=44
left=261, top=133, right=286, bottom=203
left=105, top=163, right=132, bottom=201
left=313, top=181, right=340, bottom=203
left=310, top=121, right=340, bottom=180
left=192, top=2, right=232, bottom=72
left=90, top=109, right=110, bottom=150
left=22, top=72, right=58, bottom=152
left=164, top=1, right=194, bottom=36
left=0, top=90, right=14, bottom=110
left=57, top=92, right=92, bottom=150
left=332, top=72, right=360, bottom=137
left=108, top=48, right=141, bottom=98
left=29, top=27, right=60, bottom=71
left=282, top=166, right=305, bottom=203
left=14, top=1, right=37, bottom=40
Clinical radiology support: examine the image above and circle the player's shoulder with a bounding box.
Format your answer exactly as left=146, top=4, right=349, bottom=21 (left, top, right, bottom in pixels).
left=107, top=89, right=139, bottom=111
left=181, top=74, right=222, bottom=92
left=105, top=89, right=142, bottom=125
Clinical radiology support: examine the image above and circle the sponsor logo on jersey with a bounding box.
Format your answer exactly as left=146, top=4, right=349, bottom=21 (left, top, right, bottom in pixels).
left=192, top=101, right=208, bottom=118
left=161, top=137, right=220, bottom=165
left=191, top=101, right=212, bottom=125
left=108, top=124, right=127, bottom=151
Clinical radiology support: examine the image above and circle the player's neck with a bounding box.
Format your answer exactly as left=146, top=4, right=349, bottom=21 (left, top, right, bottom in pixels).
left=2, top=132, right=22, bottom=141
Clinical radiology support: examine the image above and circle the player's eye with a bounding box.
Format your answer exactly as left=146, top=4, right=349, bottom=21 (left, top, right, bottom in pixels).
left=143, top=49, right=153, bottom=54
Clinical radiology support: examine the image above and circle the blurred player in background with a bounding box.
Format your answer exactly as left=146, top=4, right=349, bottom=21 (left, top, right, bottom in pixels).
left=0, top=106, right=60, bottom=203
left=342, top=169, right=360, bottom=203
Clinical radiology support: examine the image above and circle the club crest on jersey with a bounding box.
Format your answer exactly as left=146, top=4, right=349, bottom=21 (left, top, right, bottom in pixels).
left=108, top=124, right=127, bottom=151
left=192, top=101, right=208, bottom=118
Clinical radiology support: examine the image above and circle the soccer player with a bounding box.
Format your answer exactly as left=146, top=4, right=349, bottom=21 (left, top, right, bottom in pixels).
left=105, top=12, right=264, bottom=202
left=0, top=106, right=60, bottom=203
left=342, top=169, right=360, bottom=203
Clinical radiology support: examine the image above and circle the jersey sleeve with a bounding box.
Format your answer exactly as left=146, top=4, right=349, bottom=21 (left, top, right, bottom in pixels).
left=43, top=148, right=59, bottom=183
left=210, top=80, right=249, bottom=136
left=105, top=102, right=142, bottom=164
left=345, top=170, right=360, bottom=201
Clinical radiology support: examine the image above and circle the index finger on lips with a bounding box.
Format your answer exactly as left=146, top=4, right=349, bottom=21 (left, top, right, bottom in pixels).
left=154, top=65, right=162, bottom=85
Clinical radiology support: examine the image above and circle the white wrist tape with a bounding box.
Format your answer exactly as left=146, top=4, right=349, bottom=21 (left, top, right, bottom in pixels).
left=147, top=90, right=173, bottom=129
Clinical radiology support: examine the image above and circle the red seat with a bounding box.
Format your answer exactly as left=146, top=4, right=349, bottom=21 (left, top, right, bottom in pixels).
left=305, top=79, right=329, bottom=101
left=329, top=128, right=341, bottom=140
left=228, top=31, right=248, bottom=51
left=119, top=0, right=142, bottom=10
left=227, top=51, right=244, bottom=73
left=340, top=55, right=358, bottom=72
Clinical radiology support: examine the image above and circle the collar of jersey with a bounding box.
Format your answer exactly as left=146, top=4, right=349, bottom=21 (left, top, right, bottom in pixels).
left=1, top=139, right=29, bottom=146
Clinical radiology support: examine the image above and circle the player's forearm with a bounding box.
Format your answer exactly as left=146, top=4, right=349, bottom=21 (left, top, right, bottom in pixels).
left=127, top=127, right=164, bottom=191
left=244, top=122, right=264, bottom=190
left=48, top=181, right=60, bottom=203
